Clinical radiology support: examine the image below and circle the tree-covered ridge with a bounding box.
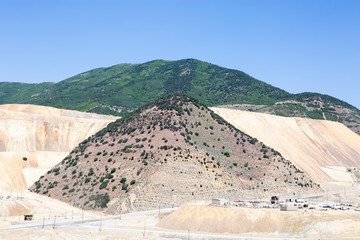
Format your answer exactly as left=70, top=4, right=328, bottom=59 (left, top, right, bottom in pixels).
left=0, top=82, right=54, bottom=104
left=0, top=59, right=359, bottom=134
left=0, top=59, right=290, bottom=114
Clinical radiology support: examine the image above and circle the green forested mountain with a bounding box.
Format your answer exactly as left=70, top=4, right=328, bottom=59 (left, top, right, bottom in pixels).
left=0, top=82, right=54, bottom=104
left=1, top=59, right=359, bottom=134
left=0, top=59, right=290, bottom=114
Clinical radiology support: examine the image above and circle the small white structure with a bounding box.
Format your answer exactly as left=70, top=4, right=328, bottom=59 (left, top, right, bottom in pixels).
left=212, top=198, right=228, bottom=206
left=280, top=205, right=298, bottom=211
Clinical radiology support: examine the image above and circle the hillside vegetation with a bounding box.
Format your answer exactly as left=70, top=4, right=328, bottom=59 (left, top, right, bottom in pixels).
left=30, top=95, right=319, bottom=213
left=1, top=59, right=359, bottom=134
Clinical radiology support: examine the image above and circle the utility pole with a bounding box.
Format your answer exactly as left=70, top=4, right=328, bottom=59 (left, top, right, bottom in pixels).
left=99, top=214, right=102, bottom=231
left=53, top=215, right=56, bottom=229
left=143, top=217, right=146, bottom=237
left=327, top=190, right=329, bottom=203
left=82, top=208, right=84, bottom=224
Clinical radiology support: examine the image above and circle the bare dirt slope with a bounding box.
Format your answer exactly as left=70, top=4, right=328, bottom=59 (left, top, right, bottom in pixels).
left=158, top=204, right=360, bottom=238
left=0, top=104, right=117, bottom=192
left=211, top=108, right=360, bottom=189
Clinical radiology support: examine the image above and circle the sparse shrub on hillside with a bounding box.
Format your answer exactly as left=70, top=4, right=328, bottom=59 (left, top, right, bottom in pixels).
left=35, top=181, right=41, bottom=189
left=224, top=152, right=230, bottom=157
left=99, top=180, right=109, bottom=190
left=130, top=180, right=136, bottom=185
left=89, top=193, right=110, bottom=208
left=120, top=178, right=126, bottom=184
left=244, top=162, right=249, bottom=167
left=233, top=162, right=237, bottom=167
left=106, top=173, right=113, bottom=179
left=122, top=184, right=128, bottom=190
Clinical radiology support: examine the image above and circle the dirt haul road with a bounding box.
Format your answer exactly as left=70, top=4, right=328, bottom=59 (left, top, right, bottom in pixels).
left=0, top=104, right=117, bottom=192
left=211, top=107, right=360, bottom=190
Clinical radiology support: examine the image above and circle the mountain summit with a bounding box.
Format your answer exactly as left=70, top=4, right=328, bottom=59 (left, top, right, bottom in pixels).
left=30, top=95, right=319, bottom=213
left=1, top=59, right=359, bottom=134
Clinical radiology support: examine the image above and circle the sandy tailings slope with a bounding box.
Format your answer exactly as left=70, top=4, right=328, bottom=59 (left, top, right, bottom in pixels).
left=0, top=104, right=117, bottom=192
left=211, top=108, right=360, bottom=189
left=158, top=205, right=360, bottom=238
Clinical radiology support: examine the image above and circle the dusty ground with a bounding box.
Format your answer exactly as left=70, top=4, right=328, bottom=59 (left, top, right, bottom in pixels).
left=211, top=107, right=360, bottom=190
left=158, top=204, right=360, bottom=239
left=0, top=104, right=117, bottom=192
left=1, top=192, right=360, bottom=239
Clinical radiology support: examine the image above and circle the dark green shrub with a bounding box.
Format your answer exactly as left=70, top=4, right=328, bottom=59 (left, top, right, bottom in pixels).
left=99, top=180, right=109, bottom=190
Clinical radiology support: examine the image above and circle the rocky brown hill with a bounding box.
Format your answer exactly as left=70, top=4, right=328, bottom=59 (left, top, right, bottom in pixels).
left=30, top=95, right=320, bottom=213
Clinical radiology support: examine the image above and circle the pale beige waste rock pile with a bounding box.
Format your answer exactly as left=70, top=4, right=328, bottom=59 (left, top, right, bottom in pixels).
left=0, top=104, right=117, bottom=192
left=211, top=108, right=360, bottom=189
left=158, top=205, right=360, bottom=238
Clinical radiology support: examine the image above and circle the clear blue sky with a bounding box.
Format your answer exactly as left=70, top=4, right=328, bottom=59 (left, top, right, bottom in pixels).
left=1, top=0, right=359, bottom=109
